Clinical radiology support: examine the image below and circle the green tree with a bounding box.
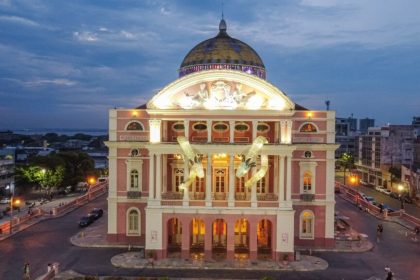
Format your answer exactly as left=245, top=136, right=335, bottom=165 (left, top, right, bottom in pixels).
left=339, top=152, right=354, bottom=185
left=38, top=166, right=65, bottom=195
left=388, top=166, right=401, bottom=189
left=56, top=151, right=96, bottom=187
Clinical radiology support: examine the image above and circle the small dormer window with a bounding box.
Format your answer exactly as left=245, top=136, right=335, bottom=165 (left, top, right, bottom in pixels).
left=193, top=122, right=207, bottom=131
left=172, top=122, right=185, bottom=132
left=257, top=123, right=270, bottom=133
left=213, top=122, right=228, bottom=132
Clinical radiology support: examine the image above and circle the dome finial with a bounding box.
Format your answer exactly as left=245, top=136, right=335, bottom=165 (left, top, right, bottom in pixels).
left=219, top=0, right=226, bottom=32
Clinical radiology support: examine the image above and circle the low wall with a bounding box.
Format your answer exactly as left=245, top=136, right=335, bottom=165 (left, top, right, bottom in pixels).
left=336, top=181, right=420, bottom=227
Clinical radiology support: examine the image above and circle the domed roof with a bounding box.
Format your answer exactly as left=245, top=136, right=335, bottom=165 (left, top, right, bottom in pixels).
left=179, top=19, right=266, bottom=79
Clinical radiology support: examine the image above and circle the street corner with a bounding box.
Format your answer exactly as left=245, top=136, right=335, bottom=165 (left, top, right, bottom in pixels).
left=111, top=251, right=147, bottom=269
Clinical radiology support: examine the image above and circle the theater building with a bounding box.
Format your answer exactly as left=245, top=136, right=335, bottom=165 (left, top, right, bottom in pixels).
left=106, top=19, right=338, bottom=261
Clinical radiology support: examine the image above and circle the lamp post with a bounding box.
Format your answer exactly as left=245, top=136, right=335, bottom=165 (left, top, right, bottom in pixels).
left=397, top=184, right=405, bottom=210
left=6, top=182, right=15, bottom=234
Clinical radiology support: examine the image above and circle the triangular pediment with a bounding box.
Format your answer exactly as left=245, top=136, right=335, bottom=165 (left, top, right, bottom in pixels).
left=147, top=70, right=295, bottom=111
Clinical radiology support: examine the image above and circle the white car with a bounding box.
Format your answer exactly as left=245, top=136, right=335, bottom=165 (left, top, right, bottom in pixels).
left=382, top=189, right=392, bottom=195
left=0, top=198, right=11, bottom=204
left=375, top=186, right=385, bottom=192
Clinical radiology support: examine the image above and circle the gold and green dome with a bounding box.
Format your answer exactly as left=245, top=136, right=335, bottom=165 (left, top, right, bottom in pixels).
left=179, top=19, right=266, bottom=79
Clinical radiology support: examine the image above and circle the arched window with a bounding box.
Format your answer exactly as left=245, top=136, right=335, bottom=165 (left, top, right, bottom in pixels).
left=130, top=170, right=139, bottom=189
left=303, top=171, right=312, bottom=191
left=299, top=122, right=318, bottom=133
left=300, top=210, right=314, bottom=239
left=126, top=121, right=144, bottom=131
left=127, top=208, right=140, bottom=235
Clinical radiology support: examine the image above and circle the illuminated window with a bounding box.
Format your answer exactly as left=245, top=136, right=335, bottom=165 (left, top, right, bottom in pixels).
left=173, top=168, right=184, bottom=192
left=127, top=208, right=140, bottom=235
left=303, top=171, right=312, bottom=191
left=300, top=210, right=314, bottom=239
left=214, top=168, right=226, bottom=193
left=130, top=170, right=139, bottom=189
left=126, top=121, right=144, bottom=131
left=300, top=123, right=317, bottom=133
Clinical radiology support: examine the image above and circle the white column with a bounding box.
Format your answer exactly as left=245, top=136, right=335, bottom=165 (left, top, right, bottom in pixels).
left=228, top=153, right=235, bottom=207
left=280, top=120, right=285, bottom=143
left=251, top=166, right=257, bottom=207
left=149, top=119, right=162, bottom=143
left=162, top=154, right=167, bottom=193
left=206, top=154, right=212, bottom=207
left=207, top=120, right=212, bottom=143
left=155, top=154, right=162, bottom=201
left=273, top=155, right=279, bottom=195
left=148, top=153, right=155, bottom=200
left=278, top=156, right=285, bottom=205
left=229, top=120, right=235, bottom=143
left=286, top=155, right=292, bottom=204
left=183, top=159, right=189, bottom=206
left=252, top=120, right=258, bottom=140
left=184, top=120, right=190, bottom=139
left=286, top=120, right=293, bottom=144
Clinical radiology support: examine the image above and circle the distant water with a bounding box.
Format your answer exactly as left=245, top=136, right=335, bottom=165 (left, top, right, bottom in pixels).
left=8, top=128, right=108, bottom=136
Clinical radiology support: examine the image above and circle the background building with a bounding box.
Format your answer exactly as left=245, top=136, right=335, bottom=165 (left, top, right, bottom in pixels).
left=359, top=118, right=375, bottom=134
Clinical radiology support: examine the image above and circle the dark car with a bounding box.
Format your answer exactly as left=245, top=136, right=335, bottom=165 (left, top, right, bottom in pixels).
left=90, top=208, right=103, bottom=220
left=79, top=214, right=95, bottom=227
left=382, top=204, right=395, bottom=213
left=403, top=196, right=413, bottom=204
left=389, top=192, right=399, bottom=199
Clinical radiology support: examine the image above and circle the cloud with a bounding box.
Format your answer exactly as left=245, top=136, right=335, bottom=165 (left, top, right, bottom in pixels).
left=73, top=31, right=98, bottom=42
left=0, top=15, right=40, bottom=27
left=24, top=78, right=77, bottom=87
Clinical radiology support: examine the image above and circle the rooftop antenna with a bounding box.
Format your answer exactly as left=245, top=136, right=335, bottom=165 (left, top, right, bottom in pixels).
left=325, top=100, right=330, bottom=110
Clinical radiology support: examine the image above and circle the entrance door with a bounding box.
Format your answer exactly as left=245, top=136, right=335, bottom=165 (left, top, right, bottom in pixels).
left=234, top=218, right=249, bottom=252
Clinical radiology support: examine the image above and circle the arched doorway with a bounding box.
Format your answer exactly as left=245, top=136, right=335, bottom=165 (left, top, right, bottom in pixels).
left=212, top=219, right=227, bottom=257
left=257, top=219, right=272, bottom=258
left=167, top=218, right=182, bottom=254
left=191, top=218, right=205, bottom=253
left=234, top=218, right=249, bottom=254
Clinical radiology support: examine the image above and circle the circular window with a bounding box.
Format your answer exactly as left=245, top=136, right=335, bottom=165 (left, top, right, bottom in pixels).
left=131, top=149, right=139, bottom=157
left=213, top=122, right=228, bottom=132
left=235, top=122, right=249, bottom=132
left=193, top=122, right=207, bottom=131
left=257, top=123, right=270, bottom=133
left=172, top=122, right=185, bottom=132
left=304, top=151, right=312, bottom=158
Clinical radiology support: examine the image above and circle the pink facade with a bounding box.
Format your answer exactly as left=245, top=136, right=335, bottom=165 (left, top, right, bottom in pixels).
left=106, top=19, right=337, bottom=261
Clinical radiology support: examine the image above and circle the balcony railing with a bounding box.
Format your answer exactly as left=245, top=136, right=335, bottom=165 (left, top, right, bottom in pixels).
left=300, top=193, right=315, bottom=202
left=161, top=192, right=183, bottom=200
left=257, top=193, right=278, bottom=201
left=127, top=191, right=141, bottom=199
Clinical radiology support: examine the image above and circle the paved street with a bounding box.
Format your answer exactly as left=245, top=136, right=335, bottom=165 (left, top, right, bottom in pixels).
left=356, top=185, right=419, bottom=218
left=0, top=194, right=419, bottom=280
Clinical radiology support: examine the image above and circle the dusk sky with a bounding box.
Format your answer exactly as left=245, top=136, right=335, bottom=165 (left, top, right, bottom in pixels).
left=1, top=0, right=419, bottom=130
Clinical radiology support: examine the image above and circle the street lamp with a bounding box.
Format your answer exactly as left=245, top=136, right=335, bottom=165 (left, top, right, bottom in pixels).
left=6, top=182, right=15, bottom=234
left=397, top=184, right=405, bottom=210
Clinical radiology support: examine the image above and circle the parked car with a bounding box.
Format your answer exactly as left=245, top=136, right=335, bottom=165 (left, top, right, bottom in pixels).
left=375, top=186, right=385, bottom=192
left=365, top=196, right=375, bottom=203
left=390, top=192, right=399, bottom=199
left=0, top=197, right=11, bottom=204
left=403, top=196, right=413, bottom=204
left=382, top=189, right=392, bottom=196
left=382, top=204, right=395, bottom=213
left=89, top=208, right=103, bottom=220
left=79, top=214, right=95, bottom=227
